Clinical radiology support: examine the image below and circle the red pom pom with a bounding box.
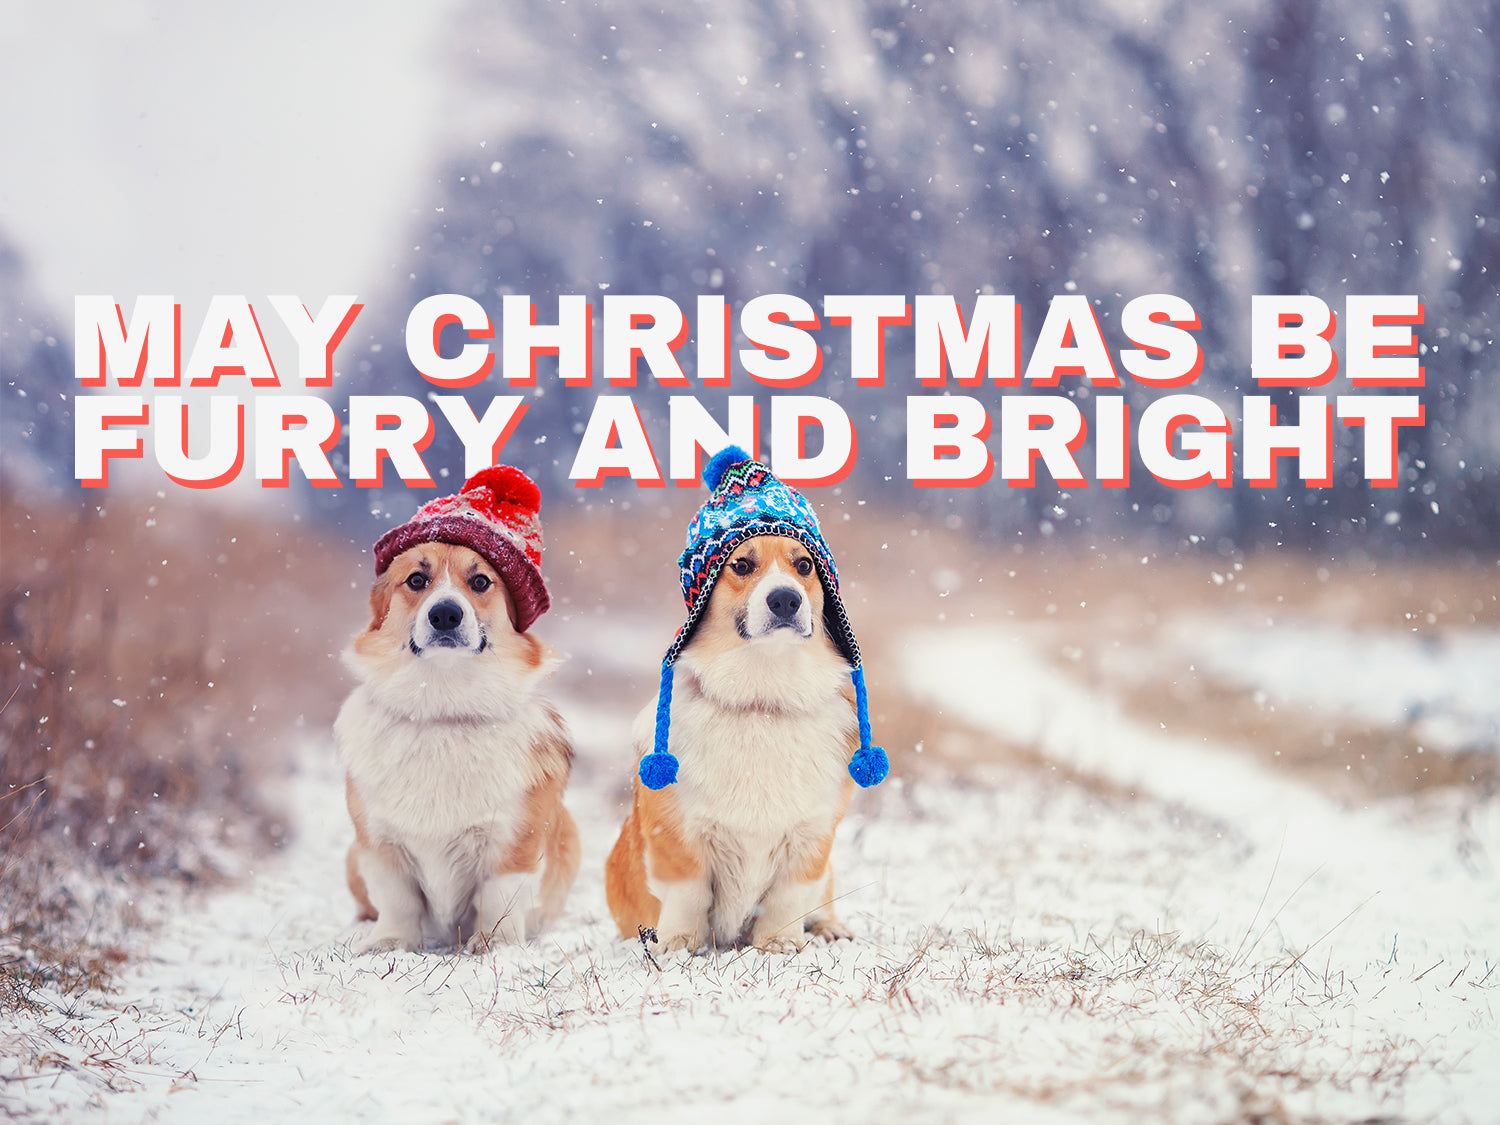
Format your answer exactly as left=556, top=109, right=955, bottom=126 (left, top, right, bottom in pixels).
left=462, top=466, right=540, bottom=518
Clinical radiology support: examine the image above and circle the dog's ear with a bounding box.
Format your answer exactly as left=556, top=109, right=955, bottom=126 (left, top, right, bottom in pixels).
left=367, top=572, right=396, bottom=631
left=519, top=631, right=564, bottom=674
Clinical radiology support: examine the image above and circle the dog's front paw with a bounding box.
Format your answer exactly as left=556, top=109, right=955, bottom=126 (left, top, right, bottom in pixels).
left=808, top=918, right=854, bottom=943
left=464, top=921, right=525, bottom=954
left=656, top=929, right=707, bottom=954
left=355, top=929, right=422, bottom=955
left=754, top=930, right=813, bottom=954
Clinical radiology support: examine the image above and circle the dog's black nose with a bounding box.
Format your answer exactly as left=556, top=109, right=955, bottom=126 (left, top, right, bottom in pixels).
left=766, top=586, right=802, bottom=621
left=428, top=600, right=464, bottom=633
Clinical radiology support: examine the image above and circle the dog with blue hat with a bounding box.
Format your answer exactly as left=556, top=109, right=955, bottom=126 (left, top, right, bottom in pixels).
left=604, top=445, right=887, bottom=953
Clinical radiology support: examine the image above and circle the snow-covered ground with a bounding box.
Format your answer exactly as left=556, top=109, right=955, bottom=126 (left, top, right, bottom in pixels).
left=4, top=615, right=1498, bottom=1123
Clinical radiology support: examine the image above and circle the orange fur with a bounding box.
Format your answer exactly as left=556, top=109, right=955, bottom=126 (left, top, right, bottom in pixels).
left=345, top=776, right=377, bottom=922
left=496, top=724, right=581, bottom=923
left=605, top=785, right=706, bottom=938
left=603, top=804, right=657, bottom=936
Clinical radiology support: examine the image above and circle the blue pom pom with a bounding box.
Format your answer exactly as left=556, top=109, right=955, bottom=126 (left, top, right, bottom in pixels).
left=639, top=752, right=679, bottom=790
left=848, top=745, right=888, bottom=788
left=703, top=445, right=751, bottom=491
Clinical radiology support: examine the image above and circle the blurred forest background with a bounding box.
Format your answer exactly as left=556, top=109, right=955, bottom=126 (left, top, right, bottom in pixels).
left=3, top=0, right=1497, bottom=554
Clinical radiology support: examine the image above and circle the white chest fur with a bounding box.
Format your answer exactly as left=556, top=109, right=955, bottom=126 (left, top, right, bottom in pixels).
left=338, top=689, right=553, bottom=829
left=635, top=643, right=855, bottom=937
left=337, top=688, right=555, bottom=929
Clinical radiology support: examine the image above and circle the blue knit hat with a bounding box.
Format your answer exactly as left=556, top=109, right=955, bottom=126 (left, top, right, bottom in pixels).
left=637, top=445, right=889, bottom=791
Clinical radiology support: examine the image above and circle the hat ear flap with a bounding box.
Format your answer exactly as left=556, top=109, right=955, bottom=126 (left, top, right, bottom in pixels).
left=848, top=665, right=889, bottom=788
left=639, top=661, right=680, bottom=789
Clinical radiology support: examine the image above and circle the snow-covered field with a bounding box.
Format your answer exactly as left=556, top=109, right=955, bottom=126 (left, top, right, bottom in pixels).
left=4, top=609, right=1498, bottom=1123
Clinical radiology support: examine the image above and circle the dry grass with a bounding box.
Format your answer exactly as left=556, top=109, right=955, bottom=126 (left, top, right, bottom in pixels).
left=213, top=899, right=1453, bottom=1122
left=0, top=481, right=353, bottom=1012
left=11, top=720, right=1481, bottom=1121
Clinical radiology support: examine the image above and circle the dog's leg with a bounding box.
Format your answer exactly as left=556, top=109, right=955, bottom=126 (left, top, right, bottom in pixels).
left=651, top=875, right=713, bottom=953
left=346, top=844, right=377, bottom=922
left=706, top=852, right=766, bottom=945
left=749, top=874, right=825, bottom=953
left=534, top=805, right=581, bottom=934
left=639, top=799, right=711, bottom=952
left=803, top=867, right=854, bottom=942
left=752, top=832, right=848, bottom=952
left=469, top=871, right=537, bottom=949
left=345, top=778, right=378, bottom=922
left=354, top=849, right=424, bottom=953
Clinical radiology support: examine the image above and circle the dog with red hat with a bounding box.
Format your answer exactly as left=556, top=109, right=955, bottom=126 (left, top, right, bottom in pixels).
left=336, top=466, right=579, bottom=953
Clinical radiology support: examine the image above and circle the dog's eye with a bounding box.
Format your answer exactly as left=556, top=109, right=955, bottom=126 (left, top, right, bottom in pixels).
left=469, top=574, right=493, bottom=593
left=795, top=557, right=814, bottom=577
left=405, top=572, right=428, bottom=591
left=729, top=557, right=754, bottom=577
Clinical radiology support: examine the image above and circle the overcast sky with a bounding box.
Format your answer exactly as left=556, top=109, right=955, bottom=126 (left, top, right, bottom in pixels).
left=0, top=0, right=457, bottom=321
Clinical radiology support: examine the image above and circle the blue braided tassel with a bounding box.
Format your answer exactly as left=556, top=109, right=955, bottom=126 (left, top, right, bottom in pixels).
left=639, top=661, right=680, bottom=789
left=848, top=665, right=889, bottom=787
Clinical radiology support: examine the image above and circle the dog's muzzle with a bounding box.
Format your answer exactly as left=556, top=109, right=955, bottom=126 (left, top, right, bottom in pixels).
left=409, top=593, right=486, bottom=655
left=741, top=577, right=814, bottom=640
left=427, top=599, right=464, bottom=638
left=765, top=585, right=802, bottom=624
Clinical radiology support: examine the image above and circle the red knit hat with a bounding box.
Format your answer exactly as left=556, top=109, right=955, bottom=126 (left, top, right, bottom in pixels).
left=372, top=466, right=551, bottom=632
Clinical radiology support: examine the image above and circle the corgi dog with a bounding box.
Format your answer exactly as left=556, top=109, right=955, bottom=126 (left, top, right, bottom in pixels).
left=605, top=534, right=862, bottom=953
left=336, top=539, right=579, bottom=953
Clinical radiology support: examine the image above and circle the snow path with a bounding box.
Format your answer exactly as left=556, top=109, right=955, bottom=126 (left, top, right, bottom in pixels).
left=903, top=623, right=1500, bottom=951
left=7, top=622, right=1500, bottom=1123
left=1163, top=619, right=1500, bottom=755
left=904, top=623, right=1500, bottom=1114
